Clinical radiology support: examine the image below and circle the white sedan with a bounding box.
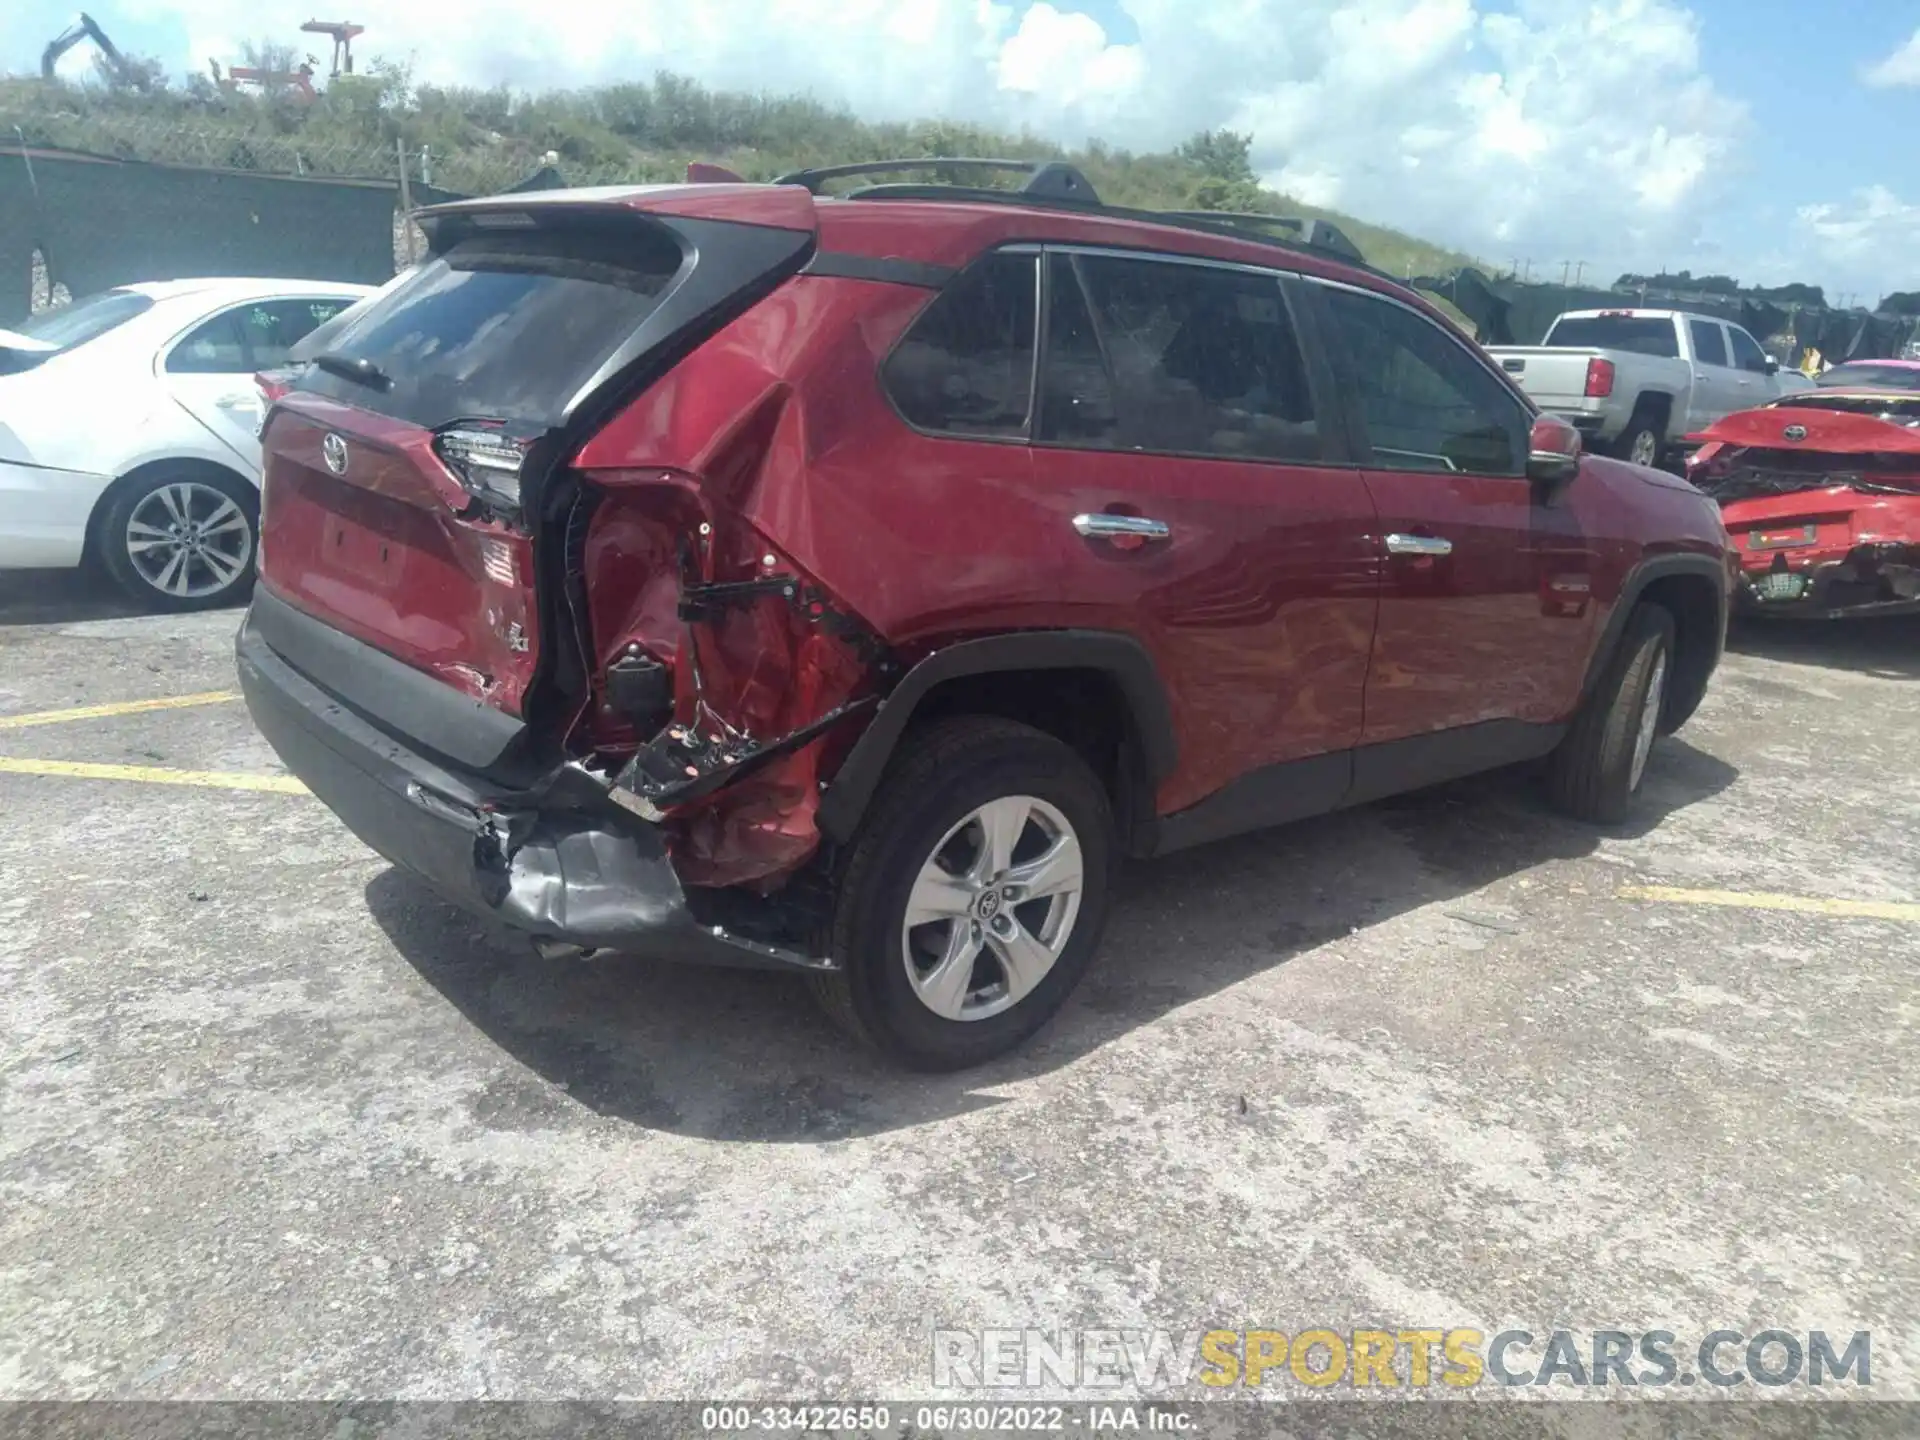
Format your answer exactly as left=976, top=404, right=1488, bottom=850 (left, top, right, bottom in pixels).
left=0, top=277, right=375, bottom=611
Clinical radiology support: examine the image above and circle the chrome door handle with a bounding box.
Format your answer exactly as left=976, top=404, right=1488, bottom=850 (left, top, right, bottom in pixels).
left=1073, top=513, right=1170, bottom=542
left=1384, top=533, right=1453, bottom=557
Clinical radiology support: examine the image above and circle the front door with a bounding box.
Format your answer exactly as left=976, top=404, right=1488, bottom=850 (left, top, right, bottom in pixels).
left=1686, top=317, right=1742, bottom=431
left=1307, top=280, right=1596, bottom=789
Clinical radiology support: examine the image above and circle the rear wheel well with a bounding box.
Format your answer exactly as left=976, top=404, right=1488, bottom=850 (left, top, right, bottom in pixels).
left=907, top=668, right=1150, bottom=845
left=1636, top=573, right=1720, bottom=731
left=84, top=457, right=256, bottom=566
left=1621, top=392, right=1672, bottom=443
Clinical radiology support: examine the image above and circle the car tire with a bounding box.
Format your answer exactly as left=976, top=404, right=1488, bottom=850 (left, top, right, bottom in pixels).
left=1546, top=602, right=1675, bottom=824
left=809, top=716, right=1114, bottom=1071
left=1613, top=415, right=1663, bottom=469
left=97, top=465, right=259, bottom=613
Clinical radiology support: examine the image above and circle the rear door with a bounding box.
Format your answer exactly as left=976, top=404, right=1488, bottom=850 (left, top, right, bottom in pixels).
left=163, top=295, right=358, bottom=467
left=1023, top=248, right=1380, bottom=820
left=1309, top=280, right=1596, bottom=765
left=258, top=202, right=812, bottom=719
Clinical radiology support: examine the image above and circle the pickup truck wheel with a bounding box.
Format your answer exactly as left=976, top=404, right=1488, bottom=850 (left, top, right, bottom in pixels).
left=1546, top=603, right=1675, bottom=824
left=1615, top=419, right=1662, bottom=468
left=808, top=717, right=1114, bottom=1071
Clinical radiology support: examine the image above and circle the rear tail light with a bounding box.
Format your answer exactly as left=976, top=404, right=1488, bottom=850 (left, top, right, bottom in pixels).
left=252, top=370, right=290, bottom=438
left=435, top=427, right=532, bottom=508
left=1585, top=358, right=1616, bottom=398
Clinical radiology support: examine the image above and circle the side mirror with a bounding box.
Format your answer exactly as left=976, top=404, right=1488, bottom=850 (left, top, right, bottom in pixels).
left=1764, top=357, right=1780, bottom=376
left=1526, top=415, right=1582, bottom=486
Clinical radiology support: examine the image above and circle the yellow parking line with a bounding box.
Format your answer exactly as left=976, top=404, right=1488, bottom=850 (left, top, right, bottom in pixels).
left=0, top=691, right=240, bottom=730
left=0, top=756, right=307, bottom=794
left=1619, top=885, right=1920, bottom=924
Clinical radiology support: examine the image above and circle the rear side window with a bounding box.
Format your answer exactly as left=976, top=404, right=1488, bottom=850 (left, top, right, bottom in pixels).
left=882, top=251, right=1037, bottom=438
left=1543, top=315, right=1680, bottom=358
left=1729, top=326, right=1771, bottom=374
left=1043, top=252, right=1320, bottom=461
left=166, top=312, right=250, bottom=374
left=1689, top=319, right=1729, bottom=367
left=1322, top=284, right=1528, bottom=476
left=300, top=218, right=685, bottom=428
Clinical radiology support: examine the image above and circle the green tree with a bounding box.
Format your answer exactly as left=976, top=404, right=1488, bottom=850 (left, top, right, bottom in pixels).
left=1177, top=129, right=1254, bottom=183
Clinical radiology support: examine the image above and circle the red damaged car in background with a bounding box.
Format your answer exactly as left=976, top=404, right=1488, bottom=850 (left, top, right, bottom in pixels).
left=1687, top=360, right=1920, bottom=618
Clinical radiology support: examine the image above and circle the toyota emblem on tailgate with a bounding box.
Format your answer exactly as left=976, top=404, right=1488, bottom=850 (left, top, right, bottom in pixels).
left=1783, top=424, right=1808, bottom=442
left=322, top=433, right=349, bottom=474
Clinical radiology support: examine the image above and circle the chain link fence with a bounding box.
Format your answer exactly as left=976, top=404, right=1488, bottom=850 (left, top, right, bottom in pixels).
left=0, top=107, right=687, bottom=318
left=1, top=106, right=679, bottom=197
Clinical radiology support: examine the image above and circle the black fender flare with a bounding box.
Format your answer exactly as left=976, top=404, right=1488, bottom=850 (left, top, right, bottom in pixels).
left=815, top=630, right=1177, bottom=845
left=1580, top=551, right=1728, bottom=719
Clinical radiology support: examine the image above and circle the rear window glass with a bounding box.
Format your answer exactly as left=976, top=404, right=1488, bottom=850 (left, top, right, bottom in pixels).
left=1543, top=316, right=1680, bottom=358
left=10, top=289, right=154, bottom=353
left=299, top=218, right=685, bottom=429
left=1815, top=363, right=1920, bottom=393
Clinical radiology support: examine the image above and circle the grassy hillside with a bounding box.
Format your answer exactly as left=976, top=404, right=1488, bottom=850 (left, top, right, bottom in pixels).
left=0, top=69, right=1483, bottom=290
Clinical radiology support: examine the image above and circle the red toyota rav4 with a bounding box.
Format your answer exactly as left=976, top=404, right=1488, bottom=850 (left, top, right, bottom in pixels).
left=238, top=160, right=1733, bottom=1069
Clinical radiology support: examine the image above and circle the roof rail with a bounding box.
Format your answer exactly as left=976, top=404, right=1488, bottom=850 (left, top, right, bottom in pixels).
left=1157, top=211, right=1365, bottom=266
left=774, top=158, right=1100, bottom=204
left=772, top=155, right=1381, bottom=275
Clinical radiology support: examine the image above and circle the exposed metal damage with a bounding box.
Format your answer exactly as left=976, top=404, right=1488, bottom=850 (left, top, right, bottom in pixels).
left=567, top=469, right=894, bottom=893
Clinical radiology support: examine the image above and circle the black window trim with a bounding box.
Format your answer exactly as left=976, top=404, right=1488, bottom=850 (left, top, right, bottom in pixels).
left=1027, top=241, right=1357, bottom=470
left=162, top=293, right=356, bottom=376
left=875, top=242, right=1044, bottom=448
left=1301, top=273, right=1536, bottom=481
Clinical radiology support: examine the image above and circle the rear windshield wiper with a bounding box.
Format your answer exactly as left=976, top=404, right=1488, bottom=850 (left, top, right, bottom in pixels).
left=312, top=352, right=392, bottom=392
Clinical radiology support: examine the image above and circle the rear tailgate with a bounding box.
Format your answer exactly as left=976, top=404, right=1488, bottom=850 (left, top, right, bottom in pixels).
left=255, top=190, right=815, bottom=732
left=1487, top=347, right=1604, bottom=407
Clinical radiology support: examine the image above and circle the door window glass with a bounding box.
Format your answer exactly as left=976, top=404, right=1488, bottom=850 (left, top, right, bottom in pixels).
left=1729, top=326, right=1772, bottom=374
left=1689, top=319, right=1730, bottom=367
left=165, top=312, right=249, bottom=374
left=1322, top=285, right=1529, bottom=475
left=238, top=298, right=354, bottom=369
left=1042, top=252, right=1320, bottom=461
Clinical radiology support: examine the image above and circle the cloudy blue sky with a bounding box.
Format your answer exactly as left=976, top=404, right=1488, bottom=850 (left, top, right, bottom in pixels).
left=4, top=0, right=1917, bottom=303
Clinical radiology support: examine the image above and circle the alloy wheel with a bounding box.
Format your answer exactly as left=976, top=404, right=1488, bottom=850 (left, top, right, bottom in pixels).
left=900, top=795, right=1085, bottom=1022
left=1629, top=429, right=1659, bottom=467
left=125, top=481, right=254, bottom=601
left=1629, top=651, right=1668, bottom=791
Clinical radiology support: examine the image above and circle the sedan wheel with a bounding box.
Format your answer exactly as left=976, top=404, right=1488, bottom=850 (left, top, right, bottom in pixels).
left=99, top=469, right=259, bottom=612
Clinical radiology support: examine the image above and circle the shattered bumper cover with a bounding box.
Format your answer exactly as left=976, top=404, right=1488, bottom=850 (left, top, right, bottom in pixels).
left=236, top=610, right=831, bottom=971
left=1734, top=542, right=1920, bottom=619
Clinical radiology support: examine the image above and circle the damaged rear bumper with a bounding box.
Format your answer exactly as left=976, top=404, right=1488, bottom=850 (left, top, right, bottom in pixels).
left=1734, top=542, right=1920, bottom=619
left=235, top=605, right=832, bottom=972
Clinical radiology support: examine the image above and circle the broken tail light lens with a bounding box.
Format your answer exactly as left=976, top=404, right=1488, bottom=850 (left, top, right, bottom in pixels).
left=1585, top=358, right=1616, bottom=398
left=435, top=427, right=531, bottom=507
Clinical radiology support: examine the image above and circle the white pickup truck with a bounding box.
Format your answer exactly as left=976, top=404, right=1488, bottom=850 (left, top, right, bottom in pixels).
left=1485, top=309, right=1799, bottom=467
